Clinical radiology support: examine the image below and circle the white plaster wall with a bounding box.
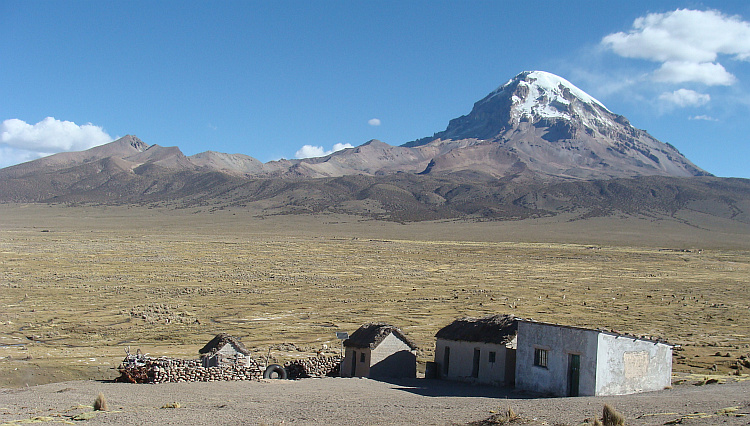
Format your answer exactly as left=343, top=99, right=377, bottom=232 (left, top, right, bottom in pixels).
left=595, top=334, right=672, bottom=395
left=434, top=338, right=511, bottom=385
left=515, top=321, right=599, bottom=396
left=370, top=333, right=416, bottom=378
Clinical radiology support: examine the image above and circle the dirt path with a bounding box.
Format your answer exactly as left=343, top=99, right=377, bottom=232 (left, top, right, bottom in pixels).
left=1, top=378, right=749, bottom=425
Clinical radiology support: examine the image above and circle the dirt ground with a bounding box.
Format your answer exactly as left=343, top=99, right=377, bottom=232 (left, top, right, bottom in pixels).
left=1, top=376, right=749, bottom=425
left=1, top=204, right=750, bottom=425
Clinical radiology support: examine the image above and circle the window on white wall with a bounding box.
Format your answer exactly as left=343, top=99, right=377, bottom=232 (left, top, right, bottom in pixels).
left=534, top=348, right=548, bottom=368
left=489, top=351, right=496, bottom=363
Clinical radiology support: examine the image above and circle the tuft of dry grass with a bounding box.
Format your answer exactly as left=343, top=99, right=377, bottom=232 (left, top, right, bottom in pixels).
left=93, top=393, right=107, bottom=411
left=602, top=404, right=625, bottom=426
left=467, top=407, right=523, bottom=425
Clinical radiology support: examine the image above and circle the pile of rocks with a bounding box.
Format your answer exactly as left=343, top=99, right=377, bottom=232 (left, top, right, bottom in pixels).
left=117, top=354, right=263, bottom=384
left=284, top=355, right=341, bottom=379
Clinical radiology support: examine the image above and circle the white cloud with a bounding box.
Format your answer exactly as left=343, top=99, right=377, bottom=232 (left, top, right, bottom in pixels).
left=332, top=142, right=353, bottom=151
left=294, top=143, right=354, bottom=159
left=689, top=115, right=719, bottom=121
left=652, top=61, right=736, bottom=86
left=1, top=117, right=112, bottom=153
left=0, top=147, right=48, bottom=169
left=601, top=9, right=750, bottom=85
left=368, top=118, right=381, bottom=126
left=602, top=9, right=750, bottom=62
left=658, top=89, right=711, bottom=107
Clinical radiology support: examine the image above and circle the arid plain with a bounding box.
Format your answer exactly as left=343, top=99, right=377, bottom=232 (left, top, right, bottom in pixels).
left=1, top=203, right=749, bottom=390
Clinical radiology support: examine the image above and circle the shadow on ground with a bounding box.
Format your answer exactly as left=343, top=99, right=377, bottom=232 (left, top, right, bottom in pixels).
left=375, top=377, right=538, bottom=399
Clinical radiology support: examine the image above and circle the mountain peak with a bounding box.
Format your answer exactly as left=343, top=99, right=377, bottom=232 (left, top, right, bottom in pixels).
left=494, top=71, right=611, bottom=120
left=118, top=135, right=149, bottom=152
left=404, top=70, right=618, bottom=144
left=402, top=70, right=709, bottom=179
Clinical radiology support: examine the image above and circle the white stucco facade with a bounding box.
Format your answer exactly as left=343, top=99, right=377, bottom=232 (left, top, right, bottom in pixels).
left=434, top=338, right=516, bottom=385
left=515, top=321, right=672, bottom=396
left=595, top=333, right=673, bottom=395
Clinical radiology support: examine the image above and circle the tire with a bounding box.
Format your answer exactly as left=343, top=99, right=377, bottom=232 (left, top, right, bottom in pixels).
left=263, top=364, right=288, bottom=380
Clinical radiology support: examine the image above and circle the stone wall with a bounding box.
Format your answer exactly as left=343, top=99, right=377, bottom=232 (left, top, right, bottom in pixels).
left=284, top=355, right=341, bottom=379
left=117, top=355, right=263, bottom=383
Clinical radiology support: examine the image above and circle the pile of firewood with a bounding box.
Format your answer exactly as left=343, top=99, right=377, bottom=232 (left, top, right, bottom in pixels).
left=284, top=355, right=341, bottom=379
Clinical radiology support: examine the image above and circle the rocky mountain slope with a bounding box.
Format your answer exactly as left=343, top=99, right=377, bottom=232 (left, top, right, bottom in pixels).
left=1, top=71, right=744, bottom=224
left=404, top=71, right=708, bottom=180
left=1, top=71, right=710, bottom=182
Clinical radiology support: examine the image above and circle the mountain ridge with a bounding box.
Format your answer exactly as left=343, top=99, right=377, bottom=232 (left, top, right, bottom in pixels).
left=2, top=70, right=744, bottom=226
left=1, top=70, right=711, bottom=182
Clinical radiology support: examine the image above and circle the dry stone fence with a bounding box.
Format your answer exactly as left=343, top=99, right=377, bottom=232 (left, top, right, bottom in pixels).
left=117, top=353, right=264, bottom=383
left=117, top=348, right=342, bottom=384
left=284, top=355, right=342, bottom=379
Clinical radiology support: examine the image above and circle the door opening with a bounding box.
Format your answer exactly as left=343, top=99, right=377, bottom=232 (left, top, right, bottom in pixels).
left=472, top=348, right=481, bottom=378
left=568, top=354, right=580, bottom=397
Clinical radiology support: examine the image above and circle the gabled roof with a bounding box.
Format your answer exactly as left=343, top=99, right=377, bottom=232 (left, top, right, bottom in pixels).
left=344, top=323, right=418, bottom=350
left=435, top=314, right=519, bottom=345
left=199, top=333, right=250, bottom=356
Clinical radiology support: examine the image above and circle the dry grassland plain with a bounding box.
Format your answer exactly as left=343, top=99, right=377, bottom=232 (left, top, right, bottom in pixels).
left=1, top=204, right=749, bottom=387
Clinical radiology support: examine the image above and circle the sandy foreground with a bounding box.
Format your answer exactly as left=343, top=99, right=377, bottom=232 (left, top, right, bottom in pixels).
left=1, top=377, right=749, bottom=425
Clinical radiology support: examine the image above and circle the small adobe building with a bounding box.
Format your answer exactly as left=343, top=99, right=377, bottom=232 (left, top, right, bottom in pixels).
left=341, top=323, right=418, bottom=379
left=199, top=333, right=252, bottom=367
left=434, top=314, right=518, bottom=385
left=515, top=319, right=673, bottom=396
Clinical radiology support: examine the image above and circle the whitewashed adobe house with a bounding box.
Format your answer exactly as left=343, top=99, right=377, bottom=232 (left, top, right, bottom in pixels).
left=434, top=314, right=518, bottom=385
left=342, top=323, right=418, bottom=378
left=199, top=333, right=251, bottom=367
left=515, top=319, right=672, bottom=396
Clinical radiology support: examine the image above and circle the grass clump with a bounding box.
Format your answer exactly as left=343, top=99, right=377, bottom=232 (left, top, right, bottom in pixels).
left=602, top=404, right=625, bottom=426
left=94, top=393, right=107, bottom=411
left=161, top=402, right=181, bottom=409
left=468, top=407, right=523, bottom=425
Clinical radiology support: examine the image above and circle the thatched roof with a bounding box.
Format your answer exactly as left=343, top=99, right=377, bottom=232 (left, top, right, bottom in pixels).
left=199, top=333, right=250, bottom=356
left=344, top=323, right=418, bottom=350
left=435, top=314, right=519, bottom=344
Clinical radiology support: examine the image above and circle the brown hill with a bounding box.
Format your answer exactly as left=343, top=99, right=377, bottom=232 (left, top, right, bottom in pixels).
left=0, top=71, right=739, bottom=226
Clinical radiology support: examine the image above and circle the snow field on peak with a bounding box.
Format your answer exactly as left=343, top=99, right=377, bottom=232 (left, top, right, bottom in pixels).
left=525, top=71, right=609, bottom=111
left=493, top=71, right=611, bottom=120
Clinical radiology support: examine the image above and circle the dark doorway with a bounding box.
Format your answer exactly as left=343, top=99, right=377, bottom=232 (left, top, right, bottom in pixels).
left=568, top=354, right=580, bottom=396
left=351, top=351, right=357, bottom=377
left=472, top=348, right=481, bottom=378
left=443, top=347, right=450, bottom=376
left=505, top=348, right=516, bottom=385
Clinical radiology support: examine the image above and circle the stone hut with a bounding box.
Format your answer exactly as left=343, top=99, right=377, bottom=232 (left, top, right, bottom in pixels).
left=515, top=319, right=672, bottom=396
left=434, top=314, right=518, bottom=385
left=342, top=323, right=418, bottom=378
left=199, top=333, right=251, bottom=367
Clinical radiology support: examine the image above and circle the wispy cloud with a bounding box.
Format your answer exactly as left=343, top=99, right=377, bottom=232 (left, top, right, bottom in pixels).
left=0, top=117, right=112, bottom=168
left=368, top=118, right=381, bottom=126
left=689, top=115, right=719, bottom=121
left=659, top=89, right=710, bottom=107
left=294, top=142, right=354, bottom=159
left=601, top=9, right=750, bottom=86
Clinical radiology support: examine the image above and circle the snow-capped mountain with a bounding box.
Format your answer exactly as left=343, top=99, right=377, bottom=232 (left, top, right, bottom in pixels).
left=404, top=71, right=709, bottom=180
left=1, top=71, right=711, bottom=186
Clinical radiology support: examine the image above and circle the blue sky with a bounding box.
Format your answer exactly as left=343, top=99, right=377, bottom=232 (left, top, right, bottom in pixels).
left=2, top=1, right=749, bottom=178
